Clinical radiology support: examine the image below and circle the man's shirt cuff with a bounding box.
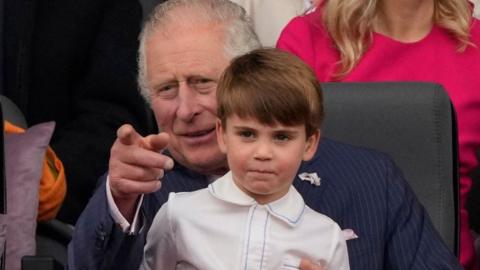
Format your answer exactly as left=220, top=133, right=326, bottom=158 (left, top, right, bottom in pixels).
left=106, top=176, right=144, bottom=234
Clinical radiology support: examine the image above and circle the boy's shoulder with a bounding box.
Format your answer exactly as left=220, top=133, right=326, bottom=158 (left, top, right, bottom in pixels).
left=166, top=187, right=212, bottom=206
left=302, top=205, right=343, bottom=233
left=164, top=188, right=214, bottom=215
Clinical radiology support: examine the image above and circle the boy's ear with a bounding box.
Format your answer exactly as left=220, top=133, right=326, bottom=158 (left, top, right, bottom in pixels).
left=303, top=129, right=320, bottom=161
left=216, top=119, right=227, bottom=154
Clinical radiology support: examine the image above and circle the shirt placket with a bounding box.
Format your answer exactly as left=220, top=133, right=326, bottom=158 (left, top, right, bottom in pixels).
left=242, top=204, right=271, bottom=270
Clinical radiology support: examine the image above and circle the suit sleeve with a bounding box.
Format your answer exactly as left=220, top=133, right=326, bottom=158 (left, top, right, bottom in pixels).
left=383, top=159, right=462, bottom=269
left=68, top=175, right=154, bottom=270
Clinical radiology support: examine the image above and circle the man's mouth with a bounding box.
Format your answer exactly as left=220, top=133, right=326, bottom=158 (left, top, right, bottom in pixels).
left=178, top=127, right=216, bottom=145
left=182, top=128, right=215, bottom=137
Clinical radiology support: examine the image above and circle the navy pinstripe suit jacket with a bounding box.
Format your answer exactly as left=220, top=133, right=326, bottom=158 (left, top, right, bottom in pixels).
left=68, top=138, right=462, bottom=270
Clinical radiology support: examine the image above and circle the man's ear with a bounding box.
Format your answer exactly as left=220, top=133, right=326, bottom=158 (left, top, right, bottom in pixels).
left=303, top=129, right=320, bottom=161
left=216, top=119, right=227, bottom=154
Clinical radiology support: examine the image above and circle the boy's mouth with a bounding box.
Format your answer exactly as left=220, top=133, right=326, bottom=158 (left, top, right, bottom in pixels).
left=248, top=169, right=276, bottom=175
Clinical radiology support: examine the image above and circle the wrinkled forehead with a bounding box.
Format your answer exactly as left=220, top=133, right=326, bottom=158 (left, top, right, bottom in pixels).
left=145, top=5, right=230, bottom=59
left=144, top=22, right=230, bottom=85
left=152, top=4, right=223, bottom=37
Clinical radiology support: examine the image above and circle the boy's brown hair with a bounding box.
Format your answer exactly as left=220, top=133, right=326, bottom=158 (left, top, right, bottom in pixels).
left=217, top=48, right=324, bottom=137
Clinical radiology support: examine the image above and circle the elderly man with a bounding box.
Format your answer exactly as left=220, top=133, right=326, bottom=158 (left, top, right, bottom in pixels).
left=68, top=0, right=461, bottom=269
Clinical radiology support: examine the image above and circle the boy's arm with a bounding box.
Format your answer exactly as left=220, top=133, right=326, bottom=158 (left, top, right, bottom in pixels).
left=140, top=199, right=177, bottom=270
left=327, top=226, right=350, bottom=270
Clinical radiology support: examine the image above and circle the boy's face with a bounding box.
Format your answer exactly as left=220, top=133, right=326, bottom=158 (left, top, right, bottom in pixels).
left=216, top=115, right=320, bottom=204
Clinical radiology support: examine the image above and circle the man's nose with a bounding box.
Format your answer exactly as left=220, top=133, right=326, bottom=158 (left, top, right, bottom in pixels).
left=177, top=83, right=201, bottom=121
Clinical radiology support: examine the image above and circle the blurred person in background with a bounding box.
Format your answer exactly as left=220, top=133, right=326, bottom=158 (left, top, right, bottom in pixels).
left=3, top=0, right=154, bottom=224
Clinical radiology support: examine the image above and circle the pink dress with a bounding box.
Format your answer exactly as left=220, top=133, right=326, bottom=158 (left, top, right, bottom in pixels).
left=277, top=9, right=480, bottom=270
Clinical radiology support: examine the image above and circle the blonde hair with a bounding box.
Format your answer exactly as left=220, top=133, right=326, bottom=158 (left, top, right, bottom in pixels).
left=320, top=0, right=472, bottom=77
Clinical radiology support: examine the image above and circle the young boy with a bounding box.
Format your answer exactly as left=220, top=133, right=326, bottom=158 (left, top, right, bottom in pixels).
left=140, top=48, right=349, bottom=270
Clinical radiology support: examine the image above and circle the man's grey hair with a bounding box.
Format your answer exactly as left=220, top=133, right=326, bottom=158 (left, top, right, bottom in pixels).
left=138, top=0, right=261, bottom=103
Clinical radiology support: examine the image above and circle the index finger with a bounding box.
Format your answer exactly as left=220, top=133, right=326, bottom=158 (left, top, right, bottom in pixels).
left=117, top=124, right=142, bottom=146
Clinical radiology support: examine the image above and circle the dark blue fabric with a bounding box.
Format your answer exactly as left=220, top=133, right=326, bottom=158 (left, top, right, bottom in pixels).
left=68, top=138, right=462, bottom=270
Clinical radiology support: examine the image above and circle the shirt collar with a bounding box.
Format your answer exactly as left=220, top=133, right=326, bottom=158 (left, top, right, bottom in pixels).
left=209, top=171, right=306, bottom=227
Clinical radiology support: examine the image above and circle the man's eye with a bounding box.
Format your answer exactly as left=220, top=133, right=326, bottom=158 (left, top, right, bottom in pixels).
left=160, top=84, right=176, bottom=92
left=154, top=83, right=178, bottom=98
left=191, top=78, right=216, bottom=92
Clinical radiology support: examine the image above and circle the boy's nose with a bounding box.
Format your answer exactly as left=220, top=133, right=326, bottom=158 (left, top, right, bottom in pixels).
left=253, top=141, right=273, bottom=161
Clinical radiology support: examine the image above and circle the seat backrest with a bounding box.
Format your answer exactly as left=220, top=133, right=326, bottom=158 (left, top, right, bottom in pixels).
left=0, top=96, right=27, bottom=128
left=321, top=82, right=459, bottom=254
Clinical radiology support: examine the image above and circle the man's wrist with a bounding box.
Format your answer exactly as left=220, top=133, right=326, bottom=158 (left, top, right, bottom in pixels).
left=106, top=176, right=143, bottom=233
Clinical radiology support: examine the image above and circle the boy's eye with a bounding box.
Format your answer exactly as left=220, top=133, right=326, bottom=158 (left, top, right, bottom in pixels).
left=238, top=130, right=255, bottom=138
left=274, top=134, right=290, bottom=141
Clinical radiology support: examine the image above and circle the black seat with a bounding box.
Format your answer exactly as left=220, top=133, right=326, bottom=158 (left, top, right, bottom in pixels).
left=321, top=82, right=459, bottom=255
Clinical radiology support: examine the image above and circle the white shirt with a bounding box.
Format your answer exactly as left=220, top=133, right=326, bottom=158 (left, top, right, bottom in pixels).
left=107, top=174, right=220, bottom=234
left=140, top=171, right=349, bottom=270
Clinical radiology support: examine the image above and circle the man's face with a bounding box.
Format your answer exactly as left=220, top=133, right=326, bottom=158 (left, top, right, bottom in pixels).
left=216, top=115, right=319, bottom=204
left=145, top=24, right=230, bottom=174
